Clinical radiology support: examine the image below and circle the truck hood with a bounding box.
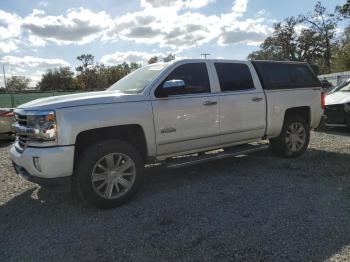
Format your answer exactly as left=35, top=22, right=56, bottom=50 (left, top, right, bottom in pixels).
left=325, top=91, right=350, bottom=105
left=17, top=91, right=145, bottom=110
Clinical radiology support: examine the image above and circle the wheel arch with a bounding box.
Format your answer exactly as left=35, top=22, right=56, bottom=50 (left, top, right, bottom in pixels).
left=74, top=125, right=149, bottom=170
left=284, top=106, right=311, bottom=126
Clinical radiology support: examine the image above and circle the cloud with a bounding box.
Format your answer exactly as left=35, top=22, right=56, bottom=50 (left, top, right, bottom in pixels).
left=219, top=30, right=268, bottom=45
left=218, top=18, right=272, bottom=45
left=140, top=0, right=213, bottom=9
left=0, top=0, right=272, bottom=62
left=0, top=41, right=17, bottom=53
left=21, top=8, right=113, bottom=44
left=107, top=8, right=221, bottom=50
left=106, top=0, right=271, bottom=50
left=232, top=0, right=248, bottom=13
left=28, top=35, right=46, bottom=47
left=100, top=51, right=165, bottom=65
left=0, top=56, right=70, bottom=87
left=0, top=10, right=22, bottom=41
left=0, top=55, right=69, bottom=68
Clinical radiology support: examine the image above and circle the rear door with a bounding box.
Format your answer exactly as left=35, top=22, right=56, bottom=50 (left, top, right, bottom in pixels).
left=210, top=61, right=266, bottom=144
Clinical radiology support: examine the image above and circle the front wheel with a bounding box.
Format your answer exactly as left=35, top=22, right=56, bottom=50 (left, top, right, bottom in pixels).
left=76, top=139, right=144, bottom=209
left=270, top=116, right=310, bottom=158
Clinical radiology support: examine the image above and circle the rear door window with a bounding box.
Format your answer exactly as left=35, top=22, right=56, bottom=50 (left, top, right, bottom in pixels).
left=214, top=63, right=254, bottom=92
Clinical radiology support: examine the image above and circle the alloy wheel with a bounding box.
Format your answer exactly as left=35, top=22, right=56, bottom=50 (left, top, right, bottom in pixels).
left=91, top=153, right=136, bottom=199
left=285, top=122, right=306, bottom=152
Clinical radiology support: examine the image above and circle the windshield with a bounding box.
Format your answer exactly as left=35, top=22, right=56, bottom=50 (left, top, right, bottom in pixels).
left=338, top=82, right=350, bottom=92
left=332, top=81, right=350, bottom=93
left=108, top=63, right=167, bottom=93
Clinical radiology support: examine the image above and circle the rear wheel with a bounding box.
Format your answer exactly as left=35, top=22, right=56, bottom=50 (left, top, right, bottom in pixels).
left=270, top=115, right=310, bottom=158
left=76, top=139, right=143, bottom=209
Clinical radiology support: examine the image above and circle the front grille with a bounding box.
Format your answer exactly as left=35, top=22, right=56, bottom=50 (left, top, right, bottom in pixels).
left=14, top=113, right=28, bottom=152
left=16, top=113, right=27, bottom=126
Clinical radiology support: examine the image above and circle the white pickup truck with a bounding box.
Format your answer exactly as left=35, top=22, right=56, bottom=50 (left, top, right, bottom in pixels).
left=10, top=59, right=324, bottom=208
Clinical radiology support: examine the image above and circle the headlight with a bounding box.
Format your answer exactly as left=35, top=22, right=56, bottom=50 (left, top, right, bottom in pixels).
left=26, top=111, right=57, bottom=141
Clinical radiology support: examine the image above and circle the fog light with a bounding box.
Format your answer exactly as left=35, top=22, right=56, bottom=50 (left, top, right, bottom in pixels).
left=33, top=157, right=42, bottom=172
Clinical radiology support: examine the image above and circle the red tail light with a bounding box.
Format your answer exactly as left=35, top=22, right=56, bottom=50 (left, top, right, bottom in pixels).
left=321, top=92, right=326, bottom=110
left=0, top=111, right=14, bottom=117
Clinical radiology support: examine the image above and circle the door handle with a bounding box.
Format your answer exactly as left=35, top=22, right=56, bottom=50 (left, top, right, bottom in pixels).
left=160, top=127, right=177, bottom=134
left=251, top=97, right=263, bottom=102
left=203, top=100, right=218, bottom=106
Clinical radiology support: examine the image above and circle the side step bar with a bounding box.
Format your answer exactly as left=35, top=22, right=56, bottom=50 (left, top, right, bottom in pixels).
left=165, top=142, right=269, bottom=169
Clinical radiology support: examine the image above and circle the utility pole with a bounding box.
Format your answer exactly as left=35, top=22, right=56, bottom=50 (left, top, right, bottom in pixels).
left=2, top=64, right=6, bottom=89
left=200, top=53, right=210, bottom=59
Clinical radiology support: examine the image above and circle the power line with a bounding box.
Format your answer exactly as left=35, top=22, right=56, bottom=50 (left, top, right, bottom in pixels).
left=2, top=65, right=6, bottom=89
left=200, top=53, right=210, bottom=59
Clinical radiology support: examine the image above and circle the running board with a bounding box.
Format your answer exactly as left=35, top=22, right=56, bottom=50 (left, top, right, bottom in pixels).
left=165, top=142, right=269, bottom=169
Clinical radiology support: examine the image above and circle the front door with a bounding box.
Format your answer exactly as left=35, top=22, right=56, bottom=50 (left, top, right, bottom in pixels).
left=151, top=62, right=220, bottom=156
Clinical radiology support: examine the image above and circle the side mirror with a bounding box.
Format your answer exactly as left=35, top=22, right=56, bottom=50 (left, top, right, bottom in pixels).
left=163, top=79, right=186, bottom=89
left=157, top=79, right=186, bottom=98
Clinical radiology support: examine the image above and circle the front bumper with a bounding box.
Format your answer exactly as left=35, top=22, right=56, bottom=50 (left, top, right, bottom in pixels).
left=12, top=162, right=72, bottom=191
left=10, top=142, right=75, bottom=190
left=324, top=104, right=349, bottom=127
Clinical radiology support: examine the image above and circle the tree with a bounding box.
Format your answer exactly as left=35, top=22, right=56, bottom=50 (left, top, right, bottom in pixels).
left=76, top=54, right=95, bottom=90
left=129, top=62, right=141, bottom=71
left=37, top=67, right=76, bottom=91
left=248, top=3, right=338, bottom=74
left=337, top=0, right=350, bottom=19
left=296, top=29, right=324, bottom=63
left=76, top=54, right=95, bottom=73
left=148, top=56, right=159, bottom=64
left=300, top=1, right=338, bottom=73
left=6, top=76, right=31, bottom=91
left=163, top=54, right=175, bottom=62
left=333, top=25, right=350, bottom=72
left=248, top=17, right=323, bottom=67
left=248, top=17, right=299, bottom=61
left=74, top=59, right=141, bottom=90
left=93, top=62, right=141, bottom=89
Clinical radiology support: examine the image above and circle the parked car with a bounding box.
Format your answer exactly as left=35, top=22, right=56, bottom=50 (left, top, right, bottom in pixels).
left=10, top=59, right=323, bottom=209
left=324, top=80, right=350, bottom=128
left=320, top=79, right=334, bottom=92
left=0, top=108, right=15, bottom=139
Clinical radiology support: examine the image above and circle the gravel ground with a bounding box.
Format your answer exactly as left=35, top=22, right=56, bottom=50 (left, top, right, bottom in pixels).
left=1, top=130, right=350, bottom=261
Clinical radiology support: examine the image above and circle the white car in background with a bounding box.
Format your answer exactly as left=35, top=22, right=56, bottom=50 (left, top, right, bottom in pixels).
left=324, top=80, right=350, bottom=128
left=0, top=108, right=14, bottom=140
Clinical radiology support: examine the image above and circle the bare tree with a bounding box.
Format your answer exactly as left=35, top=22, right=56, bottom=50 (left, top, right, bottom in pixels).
left=300, top=1, right=338, bottom=73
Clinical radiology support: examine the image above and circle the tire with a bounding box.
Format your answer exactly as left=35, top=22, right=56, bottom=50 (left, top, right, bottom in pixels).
left=269, top=115, right=310, bottom=158
left=76, top=139, right=144, bottom=209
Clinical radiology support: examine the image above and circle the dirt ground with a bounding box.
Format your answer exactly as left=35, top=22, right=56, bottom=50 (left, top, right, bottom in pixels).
left=1, top=129, right=350, bottom=261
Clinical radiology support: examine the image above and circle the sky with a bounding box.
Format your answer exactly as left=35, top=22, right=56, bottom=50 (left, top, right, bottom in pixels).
left=0, top=0, right=345, bottom=87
